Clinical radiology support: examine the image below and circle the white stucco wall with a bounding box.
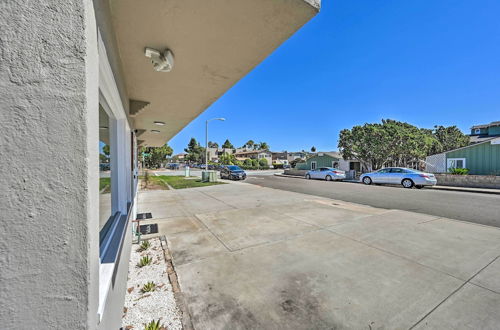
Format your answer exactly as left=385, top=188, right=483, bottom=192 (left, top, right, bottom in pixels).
left=0, top=0, right=100, bottom=328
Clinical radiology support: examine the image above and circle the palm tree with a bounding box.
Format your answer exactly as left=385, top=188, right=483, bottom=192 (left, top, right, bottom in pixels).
left=258, top=142, right=270, bottom=151
left=245, top=140, right=255, bottom=150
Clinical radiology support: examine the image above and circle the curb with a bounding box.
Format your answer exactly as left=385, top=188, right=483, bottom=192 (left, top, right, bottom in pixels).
left=273, top=173, right=500, bottom=195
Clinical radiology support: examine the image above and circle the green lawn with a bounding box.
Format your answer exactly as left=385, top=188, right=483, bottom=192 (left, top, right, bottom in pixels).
left=99, top=177, right=111, bottom=193
left=155, top=175, right=225, bottom=189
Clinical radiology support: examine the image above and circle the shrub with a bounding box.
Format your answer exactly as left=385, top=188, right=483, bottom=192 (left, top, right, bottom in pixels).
left=141, top=281, right=156, bottom=293
left=449, top=168, right=469, bottom=175
left=139, top=240, right=151, bottom=251
left=258, top=158, right=268, bottom=167
left=272, top=163, right=284, bottom=169
left=251, top=159, right=259, bottom=167
left=137, top=255, right=152, bottom=268
left=243, top=158, right=252, bottom=166
left=144, top=320, right=162, bottom=330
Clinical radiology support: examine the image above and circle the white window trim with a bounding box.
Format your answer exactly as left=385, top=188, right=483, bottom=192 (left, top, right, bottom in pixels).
left=447, top=158, right=466, bottom=170
left=311, top=161, right=317, bottom=170
left=97, top=30, right=134, bottom=322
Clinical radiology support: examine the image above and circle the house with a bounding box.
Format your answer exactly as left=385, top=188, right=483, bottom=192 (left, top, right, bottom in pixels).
left=272, top=151, right=289, bottom=165
left=296, top=152, right=365, bottom=173
left=425, top=137, right=500, bottom=175
left=470, top=121, right=500, bottom=144
left=1, top=1, right=319, bottom=328
left=287, top=151, right=308, bottom=162
left=234, top=149, right=273, bottom=166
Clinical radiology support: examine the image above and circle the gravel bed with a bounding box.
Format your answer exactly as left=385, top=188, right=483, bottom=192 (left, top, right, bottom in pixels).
left=122, top=238, right=182, bottom=329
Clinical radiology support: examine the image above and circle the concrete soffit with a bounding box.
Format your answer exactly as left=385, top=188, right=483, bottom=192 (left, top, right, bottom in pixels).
left=109, top=0, right=320, bottom=146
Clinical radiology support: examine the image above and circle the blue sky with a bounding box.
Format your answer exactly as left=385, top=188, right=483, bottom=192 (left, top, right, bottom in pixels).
left=169, top=0, right=500, bottom=154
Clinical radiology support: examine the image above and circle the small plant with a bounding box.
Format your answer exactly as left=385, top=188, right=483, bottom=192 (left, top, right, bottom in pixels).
left=137, top=255, right=152, bottom=268
left=141, top=281, right=156, bottom=293
left=144, top=320, right=162, bottom=330
left=449, top=168, right=469, bottom=175
left=139, top=240, right=151, bottom=251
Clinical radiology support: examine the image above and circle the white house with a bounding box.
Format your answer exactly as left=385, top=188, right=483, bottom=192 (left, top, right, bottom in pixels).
left=0, top=1, right=320, bottom=328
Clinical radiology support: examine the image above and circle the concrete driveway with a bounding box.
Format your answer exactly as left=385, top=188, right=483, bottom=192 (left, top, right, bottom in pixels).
left=138, top=182, right=500, bottom=329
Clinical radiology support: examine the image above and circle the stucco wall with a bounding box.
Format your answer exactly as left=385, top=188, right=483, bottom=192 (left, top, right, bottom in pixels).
left=0, top=0, right=99, bottom=328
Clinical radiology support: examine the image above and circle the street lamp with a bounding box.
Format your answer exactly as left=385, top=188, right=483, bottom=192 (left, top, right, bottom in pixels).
left=205, top=117, right=225, bottom=175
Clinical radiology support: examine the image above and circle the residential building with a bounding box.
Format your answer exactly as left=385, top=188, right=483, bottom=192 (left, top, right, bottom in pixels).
left=296, top=152, right=365, bottom=173
left=0, top=1, right=319, bottom=328
left=287, top=151, right=308, bottom=162
left=425, top=137, right=500, bottom=175
left=234, top=149, right=273, bottom=165
left=272, top=151, right=289, bottom=165
left=470, top=121, right=500, bottom=144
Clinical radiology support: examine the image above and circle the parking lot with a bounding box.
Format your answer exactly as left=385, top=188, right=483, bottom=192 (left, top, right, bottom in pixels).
left=139, top=182, right=500, bottom=329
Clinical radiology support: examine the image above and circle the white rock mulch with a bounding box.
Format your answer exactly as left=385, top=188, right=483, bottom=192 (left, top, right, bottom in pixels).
left=122, top=238, right=182, bottom=330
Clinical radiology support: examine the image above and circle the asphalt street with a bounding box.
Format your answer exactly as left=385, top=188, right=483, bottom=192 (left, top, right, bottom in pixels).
left=246, top=175, right=500, bottom=228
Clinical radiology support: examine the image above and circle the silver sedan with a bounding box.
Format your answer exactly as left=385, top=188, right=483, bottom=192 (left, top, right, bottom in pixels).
left=360, top=167, right=437, bottom=189
left=305, top=167, right=346, bottom=181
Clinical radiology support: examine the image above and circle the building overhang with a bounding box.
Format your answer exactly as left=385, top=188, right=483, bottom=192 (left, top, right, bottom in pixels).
left=108, top=0, right=320, bottom=146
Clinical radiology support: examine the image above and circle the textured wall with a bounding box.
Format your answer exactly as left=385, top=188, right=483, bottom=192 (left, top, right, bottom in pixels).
left=434, top=174, right=500, bottom=189
left=0, top=0, right=99, bottom=328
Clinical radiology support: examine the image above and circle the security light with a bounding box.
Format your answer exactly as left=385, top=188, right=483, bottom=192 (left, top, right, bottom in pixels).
left=154, top=121, right=166, bottom=126
left=145, top=48, right=174, bottom=72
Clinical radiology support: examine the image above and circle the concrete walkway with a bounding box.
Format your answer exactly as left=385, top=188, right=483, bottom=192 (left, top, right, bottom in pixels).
left=138, top=182, right=500, bottom=330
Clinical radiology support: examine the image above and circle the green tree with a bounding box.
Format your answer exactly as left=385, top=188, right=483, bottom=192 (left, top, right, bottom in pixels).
left=339, top=119, right=436, bottom=171
left=244, top=140, right=255, bottom=150
left=256, top=142, right=270, bottom=150
left=251, top=159, right=259, bottom=167
left=243, top=158, right=253, bottom=166
left=208, top=141, right=219, bottom=148
left=141, top=143, right=173, bottom=168
left=184, top=138, right=204, bottom=163
left=429, top=125, right=469, bottom=154
left=290, top=158, right=304, bottom=168
left=258, top=158, right=268, bottom=168
left=311, top=146, right=316, bottom=152
left=222, top=139, right=234, bottom=149
left=219, top=152, right=236, bottom=165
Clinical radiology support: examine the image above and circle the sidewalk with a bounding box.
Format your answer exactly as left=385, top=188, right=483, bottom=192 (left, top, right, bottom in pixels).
left=137, top=181, right=500, bottom=329
left=274, top=173, right=500, bottom=195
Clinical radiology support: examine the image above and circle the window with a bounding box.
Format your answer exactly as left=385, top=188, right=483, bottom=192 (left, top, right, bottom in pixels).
left=377, top=168, right=391, bottom=173
left=311, top=161, right=317, bottom=170
left=99, top=105, right=113, bottom=232
left=390, top=168, right=404, bottom=173
left=332, top=161, right=339, bottom=168
left=474, top=128, right=481, bottom=134
left=447, top=158, right=466, bottom=170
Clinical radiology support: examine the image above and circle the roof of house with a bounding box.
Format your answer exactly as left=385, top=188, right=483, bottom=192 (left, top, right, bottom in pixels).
left=308, top=151, right=341, bottom=159
left=428, top=137, right=498, bottom=156
left=471, top=121, right=500, bottom=129
left=233, top=149, right=271, bottom=156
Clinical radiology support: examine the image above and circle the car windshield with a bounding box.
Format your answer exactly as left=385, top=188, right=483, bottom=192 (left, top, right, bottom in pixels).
left=228, top=165, right=242, bottom=171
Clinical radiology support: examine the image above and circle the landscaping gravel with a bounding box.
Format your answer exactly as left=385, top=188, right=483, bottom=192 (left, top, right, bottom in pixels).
left=122, top=238, right=182, bottom=329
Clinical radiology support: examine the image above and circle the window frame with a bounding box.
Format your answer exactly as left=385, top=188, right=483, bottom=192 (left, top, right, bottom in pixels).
left=447, top=158, right=466, bottom=170
left=97, top=31, right=135, bottom=321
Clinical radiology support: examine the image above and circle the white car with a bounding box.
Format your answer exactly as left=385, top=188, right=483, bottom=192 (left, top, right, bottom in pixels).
left=305, top=167, right=346, bottom=181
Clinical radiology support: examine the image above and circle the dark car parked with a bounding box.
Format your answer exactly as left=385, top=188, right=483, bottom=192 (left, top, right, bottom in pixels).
left=220, top=165, right=247, bottom=180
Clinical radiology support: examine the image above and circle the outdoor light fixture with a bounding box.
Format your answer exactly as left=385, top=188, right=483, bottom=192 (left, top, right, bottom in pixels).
left=154, top=121, right=166, bottom=126
left=151, top=130, right=161, bottom=133
left=144, top=47, right=174, bottom=72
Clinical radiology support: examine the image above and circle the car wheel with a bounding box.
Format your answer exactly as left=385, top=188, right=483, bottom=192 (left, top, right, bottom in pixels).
left=362, top=177, right=372, bottom=185
left=415, top=185, right=423, bottom=189
left=326, top=175, right=332, bottom=181
left=305, top=174, right=311, bottom=180
left=402, top=179, right=414, bottom=189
